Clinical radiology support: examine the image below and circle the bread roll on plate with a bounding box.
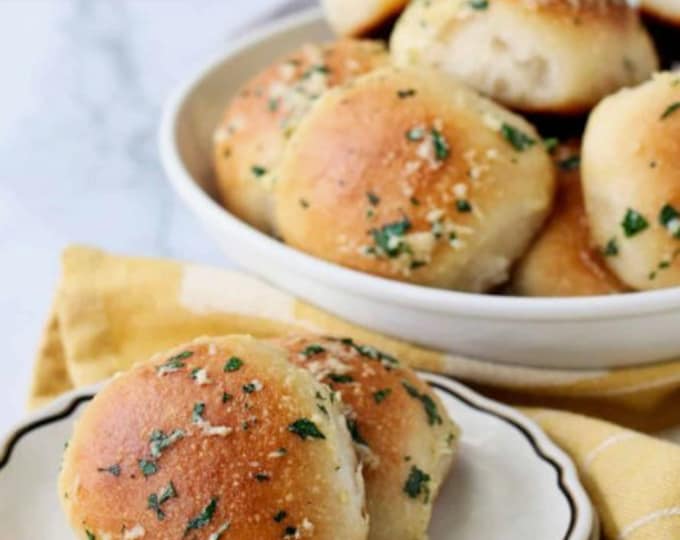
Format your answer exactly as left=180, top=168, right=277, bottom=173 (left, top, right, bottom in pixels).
left=322, top=0, right=409, bottom=36
left=214, top=39, right=388, bottom=233
left=59, top=336, right=368, bottom=540
left=641, top=0, right=680, bottom=25
left=582, top=72, right=680, bottom=290
left=512, top=140, right=628, bottom=296
left=275, top=66, right=555, bottom=292
left=275, top=335, right=459, bottom=540
left=390, top=0, right=659, bottom=114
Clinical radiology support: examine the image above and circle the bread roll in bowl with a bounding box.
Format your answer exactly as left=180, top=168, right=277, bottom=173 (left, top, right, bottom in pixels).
left=59, top=336, right=368, bottom=540
left=322, top=0, right=409, bottom=36
left=512, top=140, right=628, bottom=296
left=582, top=72, right=680, bottom=290
left=274, top=66, right=556, bottom=292
left=214, top=39, right=388, bottom=232
left=275, top=335, right=459, bottom=540
left=390, top=0, right=659, bottom=114
left=642, top=0, right=680, bottom=25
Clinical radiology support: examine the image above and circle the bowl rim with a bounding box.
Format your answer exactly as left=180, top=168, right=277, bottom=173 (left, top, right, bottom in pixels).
left=159, top=6, right=680, bottom=322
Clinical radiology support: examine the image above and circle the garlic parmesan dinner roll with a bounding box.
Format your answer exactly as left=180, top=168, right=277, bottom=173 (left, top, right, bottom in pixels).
left=214, top=39, right=388, bottom=232
left=275, top=335, right=459, bottom=540
left=512, top=140, right=628, bottom=296
left=59, top=336, right=368, bottom=540
left=390, top=0, right=659, bottom=114
left=582, top=72, right=680, bottom=290
left=642, top=0, right=680, bottom=25
left=322, top=0, right=408, bottom=36
left=274, top=66, right=555, bottom=292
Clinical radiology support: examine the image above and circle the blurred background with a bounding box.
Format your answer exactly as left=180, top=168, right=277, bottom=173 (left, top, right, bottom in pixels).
left=0, top=0, right=311, bottom=436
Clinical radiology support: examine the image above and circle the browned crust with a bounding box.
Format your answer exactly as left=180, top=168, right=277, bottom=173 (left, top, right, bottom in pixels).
left=348, top=1, right=410, bottom=37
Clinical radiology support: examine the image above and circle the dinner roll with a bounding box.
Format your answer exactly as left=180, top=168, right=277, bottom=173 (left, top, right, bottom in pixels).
left=59, top=336, right=368, bottom=540
left=512, top=140, right=628, bottom=296
left=641, top=0, right=680, bottom=25
left=322, top=0, right=408, bottom=36
left=274, top=335, right=459, bottom=540
left=582, top=72, right=680, bottom=290
left=274, top=66, right=555, bottom=292
left=214, top=39, right=388, bottom=232
left=390, top=0, right=659, bottom=114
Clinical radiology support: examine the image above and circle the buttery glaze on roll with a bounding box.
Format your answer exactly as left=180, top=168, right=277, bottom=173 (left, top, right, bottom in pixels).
left=321, top=0, right=409, bottom=36
left=275, top=335, right=459, bottom=540
left=511, top=140, right=628, bottom=296
left=582, top=72, right=680, bottom=290
left=274, top=66, right=555, bottom=292
left=59, top=336, right=368, bottom=540
left=214, top=39, right=388, bottom=233
left=390, top=0, right=659, bottom=114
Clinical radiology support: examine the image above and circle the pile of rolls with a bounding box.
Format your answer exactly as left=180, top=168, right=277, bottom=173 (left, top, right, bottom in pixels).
left=214, top=0, right=680, bottom=297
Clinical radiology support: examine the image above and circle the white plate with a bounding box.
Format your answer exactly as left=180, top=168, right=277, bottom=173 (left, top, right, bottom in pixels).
left=159, top=8, right=680, bottom=370
left=0, top=374, right=596, bottom=539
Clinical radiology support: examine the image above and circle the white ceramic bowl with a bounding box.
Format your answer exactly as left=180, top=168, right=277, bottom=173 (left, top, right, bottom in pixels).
left=159, top=8, right=680, bottom=370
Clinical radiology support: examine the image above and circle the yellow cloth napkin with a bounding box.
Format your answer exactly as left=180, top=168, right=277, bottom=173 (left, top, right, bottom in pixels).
left=31, top=246, right=680, bottom=540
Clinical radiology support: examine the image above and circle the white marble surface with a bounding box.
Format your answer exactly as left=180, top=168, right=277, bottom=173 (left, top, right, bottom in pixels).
left=0, top=0, right=313, bottom=438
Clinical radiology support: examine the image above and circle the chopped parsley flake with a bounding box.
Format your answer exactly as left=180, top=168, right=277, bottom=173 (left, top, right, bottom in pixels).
left=157, top=351, right=193, bottom=373
left=185, top=497, right=218, bottom=536
left=558, top=155, right=580, bottom=171
left=406, top=127, right=425, bottom=141
left=222, top=392, right=233, bottom=403
left=284, top=527, right=298, bottom=538
left=346, top=418, right=368, bottom=446
left=603, top=238, right=619, bottom=257
left=500, top=123, right=536, bottom=151
left=301, top=344, right=326, bottom=357
left=469, top=0, right=489, bottom=9
left=97, top=464, right=121, bottom=477
left=371, top=218, right=412, bottom=258
left=149, top=429, right=185, bottom=458
left=404, top=466, right=431, bottom=502
left=431, top=129, right=450, bottom=161
left=341, top=338, right=399, bottom=366
left=301, top=64, right=330, bottom=79
left=274, top=510, right=287, bottom=522
left=402, top=381, right=442, bottom=426
left=621, top=208, right=649, bottom=237
left=251, top=165, right=268, bottom=177
left=660, top=102, right=680, bottom=120
left=456, top=199, right=472, bottom=213
left=367, top=192, right=380, bottom=206
left=148, top=481, right=177, bottom=521
left=139, top=459, right=158, bottom=477
left=192, top=402, right=206, bottom=423
left=659, top=204, right=680, bottom=238
left=243, top=381, right=262, bottom=393
left=268, top=98, right=279, bottom=112
left=254, top=472, right=271, bottom=482
left=288, top=418, right=325, bottom=440
left=543, top=137, right=559, bottom=153
left=85, top=530, right=96, bottom=540
left=373, top=388, right=392, bottom=404
left=327, top=373, right=354, bottom=384
left=224, top=357, right=244, bottom=372
left=397, top=89, right=417, bottom=99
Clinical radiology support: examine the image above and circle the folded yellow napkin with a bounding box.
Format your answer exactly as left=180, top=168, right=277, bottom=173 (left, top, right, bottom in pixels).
left=32, top=246, right=680, bottom=539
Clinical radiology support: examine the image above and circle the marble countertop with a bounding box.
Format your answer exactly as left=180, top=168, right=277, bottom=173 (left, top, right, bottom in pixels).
left=0, top=0, right=313, bottom=437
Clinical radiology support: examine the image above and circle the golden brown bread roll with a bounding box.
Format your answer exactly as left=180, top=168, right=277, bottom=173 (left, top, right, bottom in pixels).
left=321, top=0, right=409, bottom=36
left=59, top=336, right=368, bottom=540
left=641, top=0, right=680, bottom=25
left=213, top=39, right=388, bottom=232
left=274, top=335, right=459, bottom=540
left=582, top=72, right=680, bottom=290
left=511, top=140, right=629, bottom=296
left=274, top=66, right=556, bottom=292
left=390, top=0, right=659, bottom=114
